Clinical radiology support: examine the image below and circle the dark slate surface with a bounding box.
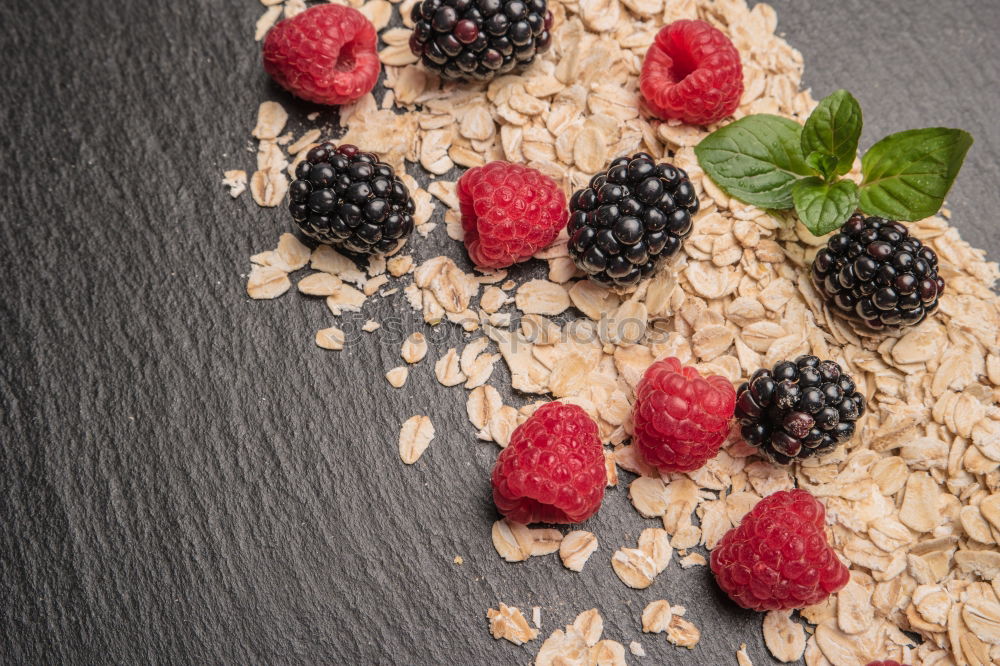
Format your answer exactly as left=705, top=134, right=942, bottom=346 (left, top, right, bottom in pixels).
left=2, top=1, right=998, bottom=664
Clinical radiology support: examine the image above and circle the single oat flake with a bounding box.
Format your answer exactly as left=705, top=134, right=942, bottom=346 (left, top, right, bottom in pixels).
left=385, top=366, right=408, bottom=388
left=487, top=604, right=538, bottom=645
left=491, top=518, right=533, bottom=562
left=559, top=530, right=599, bottom=572
left=246, top=265, right=290, bottom=300
left=763, top=610, right=806, bottom=663
left=398, top=415, right=434, bottom=465
left=611, top=548, right=657, bottom=589
left=315, top=327, right=345, bottom=351
left=401, top=332, right=428, bottom=364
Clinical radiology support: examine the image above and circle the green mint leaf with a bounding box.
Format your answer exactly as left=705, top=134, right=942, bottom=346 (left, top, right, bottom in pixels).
left=859, top=128, right=973, bottom=220
left=805, top=151, right=839, bottom=181
left=801, top=90, right=862, bottom=176
left=694, top=114, right=812, bottom=209
left=792, top=177, right=860, bottom=236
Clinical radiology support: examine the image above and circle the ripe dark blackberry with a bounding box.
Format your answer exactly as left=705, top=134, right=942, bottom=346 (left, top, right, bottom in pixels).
left=812, top=213, right=945, bottom=331
left=408, top=0, right=553, bottom=81
left=288, top=142, right=415, bottom=255
left=735, top=356, right=865, bottom=464
left=567, top=153, right=698, bottom=289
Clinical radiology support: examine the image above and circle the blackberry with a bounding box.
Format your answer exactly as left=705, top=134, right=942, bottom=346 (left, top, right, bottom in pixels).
left=288, top=142, right=415, bottom=255
left=735, top=356, right=865, bottom=464
left=567, top=153, right=698, bottom=289
left=408, top=0, right=553, bottom=81
left=812, top=213, right=945, bottom=331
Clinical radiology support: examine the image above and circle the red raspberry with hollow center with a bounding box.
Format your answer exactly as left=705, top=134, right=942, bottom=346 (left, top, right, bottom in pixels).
left=866, top=661, right=910, bottom=666
left=710, top=489, right=850, bottom=611
left=262, top=5, right=380, bottom=106
left=491, top=402, right=605, bottom=524
left=633, top=358, right=735, bottom=473
left=457, top=162, right=568, bottom=269
left=640, top=19, right=743, bottom=125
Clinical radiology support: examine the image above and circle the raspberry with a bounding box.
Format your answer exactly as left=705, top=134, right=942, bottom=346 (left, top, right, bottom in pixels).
left=491, top=402, right=605, bottom=524
left=710, top=489, right=850, bottom=611
left=409, top=0, right=553, bottom=81
left=457, top=162, right=568, bottom=269
left=736, top=356, right=865, bottom=464
left=288, top=142, right=415, bottom=255
left=639, top=20, right=743, bottom=125
left=262, top=5, right=380, bottom=106
left=812, top=214, right=945, bottom=331
left=633, top=358, right=736, bottom=473
left=568, top=153, right=698, bottom=289
left=866, top=661, right=910, bottom=666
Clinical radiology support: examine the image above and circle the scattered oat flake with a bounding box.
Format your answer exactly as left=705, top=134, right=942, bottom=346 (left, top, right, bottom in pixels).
left=679, top=552, right=706, bottom=568
left=401, top=332, right=428, bottom=364
left=287, top=129, right=321, bottom=155
left=398, top=415, right=434, bottom=464
left=559, top=530, right=598, bottom=572
left=737, top=643, right=753, bottom=666
left=638, top=527, right=672, bottom=574
left=250, top=169, right=288, bottom=207
left=612, top=548, right=657, bottom=589
left=629, top=640, right=645, bottom=657
left=298, top=272, right=342, bottom=296
left=434, top=348, right=467, bottom=386
left=642, top=600, right=672, bottom=633
left=487, top=604, right=538, bottom=645
left=254, top=6, right=282, bottom=40
left=385, top=366, right=408, bottom=388
left=666, top=615, right=700, bottom=649
left=488, top=405, right=519, bottom=448
left=530, top=529, right=563, bottom=556
left=491, top=518, right=533, bottom=562
left=573, top=609, right=604, bottom=647
left=763, top=610, right=806, bottom=663
left=361, top=320, right=380, bottom=332
left=466, top=385, right=503, bottom=434
left=247, top=265, right=290, bottom=300
left=276, top=233, right=310, bottom=270
left=453, top=555, right=463, bottom=565
left=252, top=101, right=288, bottom=139
left=325, top=284, right=366, bottom=315
left=387, top=255, right=414, bottom=277
left=222, top=170, right=247, bottom=197
left=515, top=279, right=571, bottom=315
left=315, top=327, right=345, bottom=350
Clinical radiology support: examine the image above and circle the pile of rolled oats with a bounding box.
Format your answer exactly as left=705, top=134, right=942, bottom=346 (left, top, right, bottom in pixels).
left=234, top=0, right=1000, bottom=663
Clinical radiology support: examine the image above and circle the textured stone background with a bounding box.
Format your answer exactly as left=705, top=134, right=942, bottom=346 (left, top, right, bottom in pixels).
left=2, top=0, right=998, bottom=664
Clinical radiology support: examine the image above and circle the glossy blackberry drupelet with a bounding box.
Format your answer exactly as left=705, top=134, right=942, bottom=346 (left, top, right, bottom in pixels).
left=408, top=0, right=553, bottom=81
left=812, top=213, right=945, bottom=331
left=288, top=142, right=415, bottom=255
left=735, top=356, right=865, bottom=464
left=567, top=153, right=698, bottom=289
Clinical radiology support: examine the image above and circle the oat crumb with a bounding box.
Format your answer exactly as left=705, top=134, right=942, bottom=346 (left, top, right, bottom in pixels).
left=222, top=170, right=247, bottom=197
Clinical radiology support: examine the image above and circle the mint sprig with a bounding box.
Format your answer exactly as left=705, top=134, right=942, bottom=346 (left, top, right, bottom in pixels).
left=694, top=90, right=973, bottom=236
left=801, top=89, right=862, bottom=178
left=859, top=128, right=974, bottom=221
left=690, top=115, right=811, bottom=209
